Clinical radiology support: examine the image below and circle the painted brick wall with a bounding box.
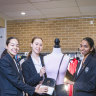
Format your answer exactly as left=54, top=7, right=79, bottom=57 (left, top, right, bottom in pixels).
left=7, top=16, right=96, bottom=53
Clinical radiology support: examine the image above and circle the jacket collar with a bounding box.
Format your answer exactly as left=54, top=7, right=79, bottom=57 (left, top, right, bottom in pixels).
left=28, top=55, right=44, bottom=66
left=5, top=53, right=22, bottom=75
left=75, top=54, right=92, bottom=80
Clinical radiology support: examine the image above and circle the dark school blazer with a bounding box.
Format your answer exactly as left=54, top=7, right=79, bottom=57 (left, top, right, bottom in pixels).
left=0, top=53, right=35, bottom=96
left=22, top=55, right=44, bottom=86
left=66, top=54, right=96, bottom=96
left=22, top=55, right=44, bottom=96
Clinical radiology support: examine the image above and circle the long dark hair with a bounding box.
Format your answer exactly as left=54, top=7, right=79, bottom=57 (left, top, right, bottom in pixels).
left=1, top=37, right=18, bottom=58
left=1, top=49, right=7, bottom=58
left=27, top=37, right=43, bottom=58
left=83, top=37, right=95, bottom=56
left=6, top=37, right=18, bottom=46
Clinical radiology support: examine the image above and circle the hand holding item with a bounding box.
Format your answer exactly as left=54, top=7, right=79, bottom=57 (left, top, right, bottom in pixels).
left=40, top=85, right=54, bottom=95
left=35, top=84, right=48, bottom=94
left=40, top=67, right=46, bottom=77
left=40, top=78, right=56, bottom=95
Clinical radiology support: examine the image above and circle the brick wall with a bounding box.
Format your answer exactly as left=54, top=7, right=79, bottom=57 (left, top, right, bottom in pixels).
left=0, top=17, right=5, bottom=27
left=7, top=16, right=96, bottom=53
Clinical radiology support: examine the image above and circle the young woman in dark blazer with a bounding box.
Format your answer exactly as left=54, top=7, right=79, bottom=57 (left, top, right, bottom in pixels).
left=0, top=37, right=48, bottom=96
left=66, top=37, right=96, bottom=96
left=22, top=37, right=47, bottom=96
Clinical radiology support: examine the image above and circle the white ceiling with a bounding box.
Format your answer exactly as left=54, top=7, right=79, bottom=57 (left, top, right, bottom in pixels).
left=0, top=0, right=96, bottom=20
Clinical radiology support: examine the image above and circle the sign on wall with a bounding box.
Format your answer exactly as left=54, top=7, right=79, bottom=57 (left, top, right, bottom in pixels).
left=0, top=28, right=6, bottom=57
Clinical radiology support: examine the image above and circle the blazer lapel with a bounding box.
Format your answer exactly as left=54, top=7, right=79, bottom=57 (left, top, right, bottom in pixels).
left=6, top=54, right=20, bottom=75
left=40, top=55, right=44, bottom=67
left=28, top=56, right=37, bottom=73
left=28, top=55, right=44, bottom=74
left=74, top=60, right=81, bottom=79
left=75, top=54, right=92, bottom=80
left=6, top=53, right=24, bottom=81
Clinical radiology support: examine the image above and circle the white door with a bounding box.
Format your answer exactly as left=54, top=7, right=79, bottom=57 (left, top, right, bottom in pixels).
left=0, top=28, right=6, bottom=57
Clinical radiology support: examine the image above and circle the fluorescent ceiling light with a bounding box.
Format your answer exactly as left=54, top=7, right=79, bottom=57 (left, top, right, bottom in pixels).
left=21, top=12, right=26, bottom=15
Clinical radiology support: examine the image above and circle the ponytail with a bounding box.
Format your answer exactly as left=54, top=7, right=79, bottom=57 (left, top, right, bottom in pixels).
left=27, top=50, right=32, bottom=58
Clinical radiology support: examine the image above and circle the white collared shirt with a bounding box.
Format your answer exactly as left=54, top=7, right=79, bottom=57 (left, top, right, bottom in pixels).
left=31, top=56, right=42, bottom=73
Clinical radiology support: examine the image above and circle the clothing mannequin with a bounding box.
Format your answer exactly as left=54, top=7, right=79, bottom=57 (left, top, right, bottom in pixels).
left=44, top=38, right=70, bottom=96
left=44, top=38, right=69, bottom=85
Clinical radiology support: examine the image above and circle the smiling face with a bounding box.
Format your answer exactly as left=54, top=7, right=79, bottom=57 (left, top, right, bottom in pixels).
left=6, top=39, right=19, bottom=57
left=31, top=38, right=43, bottom=55
left=80, top=40, right=93, bottom=57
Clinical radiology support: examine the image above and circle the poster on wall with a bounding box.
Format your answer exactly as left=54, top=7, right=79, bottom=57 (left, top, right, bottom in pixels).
left=0, top=28, right=6, bottom=57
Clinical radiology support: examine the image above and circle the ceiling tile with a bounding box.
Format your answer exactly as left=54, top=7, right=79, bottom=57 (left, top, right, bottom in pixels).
left=77, top=0, right=96, bottom=6
left=0, top=0, right=96, bottom=20
left=0, top=3, right=36, bottom=12
left=41, top=7, right=79, bottom=14
left=0, top=0, right=28, bottom=5
left=29, top=0, right=50, bottom=3
left=4, top=10, right=42, bottom=17
left=80, top=6, right=96, bottom=13
left=33, top=0, right=76, bottom=9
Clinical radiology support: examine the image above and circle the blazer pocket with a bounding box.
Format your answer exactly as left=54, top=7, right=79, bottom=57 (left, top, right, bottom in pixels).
left=4, top=90, right=17, bottom=95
